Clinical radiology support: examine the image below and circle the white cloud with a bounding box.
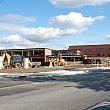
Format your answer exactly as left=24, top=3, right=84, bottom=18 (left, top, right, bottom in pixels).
left=22, top=27, right=64, bottom=42
left=0, top=12, right=105, bottom=49
left=0, top=14, right=36, bottom=24
left=0, top=34, right=40, bottom=49
left=105, top=34, right=110, bottom=40
left=50, top=12, right=104, bottom=32
left=49, top=0, right=110, bottom=8
left=0, top=24, right=66, bottom=42
left=0, top=23, right=25, bottom=33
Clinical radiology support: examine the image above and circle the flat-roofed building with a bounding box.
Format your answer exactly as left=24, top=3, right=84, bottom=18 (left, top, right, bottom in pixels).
left=51, top=49, right=83, bottom=62
left=69, top=44, right=110, bottom=63
left=69, top=44, right=110, bottom=58
left=0, top=48, right=52, bottom=62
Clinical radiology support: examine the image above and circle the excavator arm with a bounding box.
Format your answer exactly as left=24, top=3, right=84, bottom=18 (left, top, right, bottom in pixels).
left=2, top=52, right=11, bottom=68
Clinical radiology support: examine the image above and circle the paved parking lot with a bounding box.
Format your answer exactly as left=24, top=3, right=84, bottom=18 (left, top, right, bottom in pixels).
left=0, top=68, right=110, bottom=110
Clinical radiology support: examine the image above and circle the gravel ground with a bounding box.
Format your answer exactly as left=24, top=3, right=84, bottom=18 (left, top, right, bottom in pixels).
left=0, top=64, right=103, bottom=73
left=0, top=67, right=62, bottom=73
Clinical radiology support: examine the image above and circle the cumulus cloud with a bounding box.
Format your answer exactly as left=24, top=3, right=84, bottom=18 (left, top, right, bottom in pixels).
left=50, top=12, right=104, bottom=32
left=22, top=27, right=64, bottom=42
left=0, top=12, right=105, bottom=49
left=0, top=34, right=39, bottom=49
left=0, top=26, right=79, bottom=43
left=49, top=0, right=110, bottom=8
left=0, top=24, right=67, bottom=42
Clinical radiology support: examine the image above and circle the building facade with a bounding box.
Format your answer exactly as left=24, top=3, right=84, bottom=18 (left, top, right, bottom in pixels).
left=1, top=44, right=110, bottom=64
left=0, top=48, right=52, bottom=62
left=69, top=44, right=110, bottom=58
left=69, top=44, right=110, bottom=63
left=52, top=50, right=83, bottom=62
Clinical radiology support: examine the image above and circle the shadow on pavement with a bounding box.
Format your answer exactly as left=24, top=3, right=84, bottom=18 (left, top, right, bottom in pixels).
left=3, top=69, right=110, bottom=91
left=57, top=69, right=110, bottom=91
left=9, top=75, right=57, bottom=82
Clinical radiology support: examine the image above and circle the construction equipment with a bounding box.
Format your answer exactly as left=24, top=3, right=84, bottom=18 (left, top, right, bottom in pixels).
left=49, top=54, right=65, bottom=66
left=11, top=55, right=23, bottom=68
left=28, top=60, right=32, bottom=68
left=0, top=56, right=4, bottom=69
left=2, top=52, right=32, bottom=68
left=3, top=52, right=11, bottom=68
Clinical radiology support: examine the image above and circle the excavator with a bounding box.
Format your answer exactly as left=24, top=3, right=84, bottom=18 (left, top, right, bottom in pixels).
left=49, top=54, right=65, bottom=66
left=3, top=52, right=11, bottom=68
left=2, top=52, right=32, bottom=68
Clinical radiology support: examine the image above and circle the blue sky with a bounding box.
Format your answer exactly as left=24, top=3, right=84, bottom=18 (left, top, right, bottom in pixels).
left=0, top=0, right=110, bottom=49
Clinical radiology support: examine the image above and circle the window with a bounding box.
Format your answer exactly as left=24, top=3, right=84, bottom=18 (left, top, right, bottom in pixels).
left=97, top=53, right=104, bottom=57
left=32, top=58, right=44, bottom=62
left=34, top=51, right=44, bottom=57
left=97, top=48, right=104, bottom=52
left=72, top=49, right=77, bottom=52
left=61, top=51, right=68, bottom=55
left=79, top=49, right=83, bottom=52
left=29, top=51, right=33, bottom=56
left=108, top=48, right=110, bottom=51
left=86, top=48, right=93, bottom=52
left=23, top=51, right=28, bottom=57
left=88, top=54, right=94, bottom=57
left=102, top=54, right=105, bottom=56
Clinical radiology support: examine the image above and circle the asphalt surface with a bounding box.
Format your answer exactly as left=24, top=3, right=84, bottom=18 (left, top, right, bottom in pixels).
left=0, top=68, right=110, bottom=110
